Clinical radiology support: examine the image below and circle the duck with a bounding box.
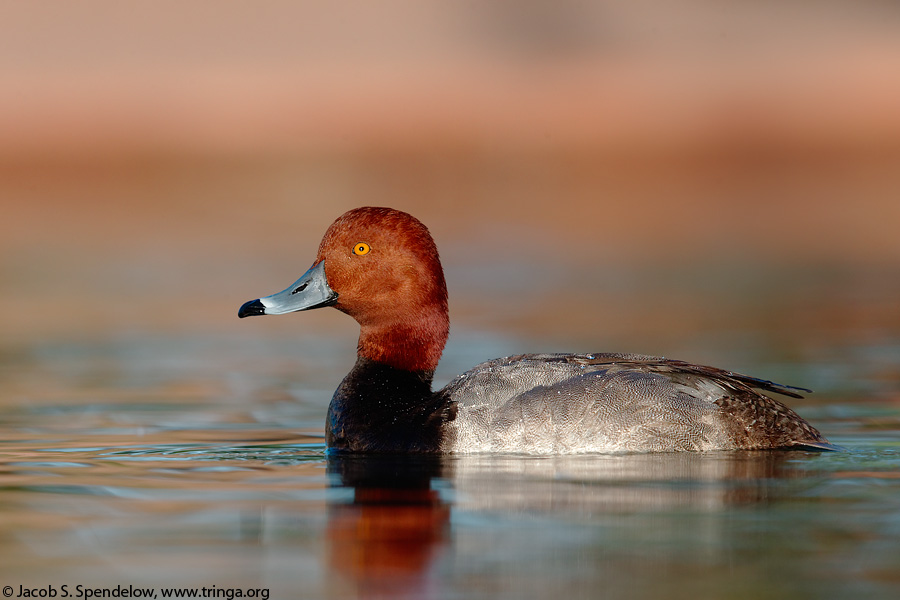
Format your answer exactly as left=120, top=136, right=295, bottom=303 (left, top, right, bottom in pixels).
left=238, top=206, right=832, bottom=454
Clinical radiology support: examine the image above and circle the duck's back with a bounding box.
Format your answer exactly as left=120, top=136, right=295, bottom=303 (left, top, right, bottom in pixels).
left=439, top=353, right=830, bottom=454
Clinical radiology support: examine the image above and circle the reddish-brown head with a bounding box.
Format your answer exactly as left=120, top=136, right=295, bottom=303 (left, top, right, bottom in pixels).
left=238, top=207, right=449, bottom=371
left=313, top=207, right=449, bottom=372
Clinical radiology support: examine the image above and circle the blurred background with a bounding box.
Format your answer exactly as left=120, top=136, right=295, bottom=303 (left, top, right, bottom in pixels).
left=2, top=0, right=899, bottom=400
left=2, top=4, right=900, bottom=596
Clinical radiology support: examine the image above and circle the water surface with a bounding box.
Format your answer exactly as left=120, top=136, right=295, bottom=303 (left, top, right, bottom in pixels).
left=2, top=332, right=899, bottom=600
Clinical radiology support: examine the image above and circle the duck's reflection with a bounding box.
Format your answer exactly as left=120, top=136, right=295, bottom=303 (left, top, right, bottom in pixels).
left=325, top=454, right=449, bottom=599
left=325, top=450, right=821, bottom=598
left=446, top=450, right=813, bottom=513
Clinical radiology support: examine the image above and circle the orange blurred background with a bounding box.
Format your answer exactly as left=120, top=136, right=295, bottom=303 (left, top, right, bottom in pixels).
left=2, top=1, right=899, bottom=372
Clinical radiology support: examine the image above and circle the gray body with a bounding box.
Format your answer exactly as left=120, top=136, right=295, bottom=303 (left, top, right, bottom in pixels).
left=440, top=353, right=830, bottom=453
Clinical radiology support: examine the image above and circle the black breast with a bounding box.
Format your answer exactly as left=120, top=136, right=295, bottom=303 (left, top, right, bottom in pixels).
left=326, top=357, right=456, bottom=453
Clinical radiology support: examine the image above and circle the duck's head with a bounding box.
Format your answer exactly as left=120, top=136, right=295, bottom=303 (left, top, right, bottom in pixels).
left=239, top=207, right=449, bottom=373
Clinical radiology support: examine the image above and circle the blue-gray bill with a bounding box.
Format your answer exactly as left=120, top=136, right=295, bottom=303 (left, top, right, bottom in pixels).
left=238, top=260, right=337, bottom=318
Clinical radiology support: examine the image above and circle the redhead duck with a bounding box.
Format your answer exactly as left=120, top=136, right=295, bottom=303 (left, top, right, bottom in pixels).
left=239, top=207, right=832, bottom=454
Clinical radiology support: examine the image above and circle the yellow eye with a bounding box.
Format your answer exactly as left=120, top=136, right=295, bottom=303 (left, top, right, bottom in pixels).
left=353, top=242, right=370, bottom=256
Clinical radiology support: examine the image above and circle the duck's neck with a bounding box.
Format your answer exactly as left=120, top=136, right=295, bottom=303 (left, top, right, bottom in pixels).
left=355, top=304, right=449, bottom=374
left=326, top=357, right=454, bottom=453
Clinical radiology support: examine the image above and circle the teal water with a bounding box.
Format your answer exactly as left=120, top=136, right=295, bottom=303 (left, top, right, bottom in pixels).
left=1, top=334, right=899, bottom=600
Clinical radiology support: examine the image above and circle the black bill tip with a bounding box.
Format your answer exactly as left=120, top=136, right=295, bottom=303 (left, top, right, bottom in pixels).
left=238, top=299, right=266, bottom=318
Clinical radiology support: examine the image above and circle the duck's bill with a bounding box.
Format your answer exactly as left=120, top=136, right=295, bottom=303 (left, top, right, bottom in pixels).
left=238, top=261, right=337, bottom=318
